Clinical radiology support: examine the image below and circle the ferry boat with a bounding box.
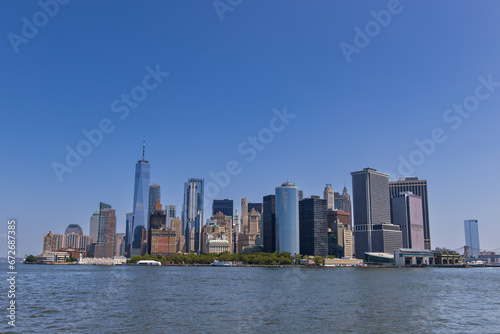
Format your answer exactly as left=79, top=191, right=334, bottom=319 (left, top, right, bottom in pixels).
left=211, top=260, right=231, bottom=267
left=136, top=260, right=161, bottom=266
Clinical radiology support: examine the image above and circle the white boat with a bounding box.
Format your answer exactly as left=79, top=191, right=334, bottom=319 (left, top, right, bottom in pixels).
left=136, top=260, right=161, bottom=266
left=211, top=260, right=230, bottom=267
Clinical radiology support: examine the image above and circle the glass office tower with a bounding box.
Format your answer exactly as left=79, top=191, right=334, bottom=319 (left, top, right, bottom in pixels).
left=275, top=182, right=300, bottom=255
left=464, top=220, right=480, bottom=257
left=130, top=139, right=150, bottom=257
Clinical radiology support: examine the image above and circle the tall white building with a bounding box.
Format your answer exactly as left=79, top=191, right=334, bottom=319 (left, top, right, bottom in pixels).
left=324, top=184, right=334, bottom=211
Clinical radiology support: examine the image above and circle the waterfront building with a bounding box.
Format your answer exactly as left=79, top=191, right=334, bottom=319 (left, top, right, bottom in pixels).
left=43, top=230, right=58, bottom=253
left=370, top=224, right=403, bottom=253
left=464, top=220, right=480, bottom=257
left=433, top=248, right=460, bottom=265
left=327, top=222, right=354, bottom=259
left=202, top=212, right=233, bottom=253
left=171, top=217, right=185, bottom=253
left=394, top=249, right=434, bottom=266
left=65, top=233, right=89, bottom=250
left=96, top=202, right=117, bottom=258
left=165, top=205, right=176, bottom=229
left=213, top=199, right=233, bottom=217
left=89, top=210, right=99, bottom=244
left=263, top=195, right=277, bottom=253
left=131, top=138, right=151, bottom=257
left=351, top=168, right=392, bottom=257
left=389, top=177, right=431, bottom=250
left=65, top=224, right=83, bottom=235
left=391, top=192, right=425, bottom=249
left=115, top=233, right=125, bottom=257
left=324, top=184, right=334, bottom=211
left=299, top=196, right=328, bottom=257
left=276, top=182, right=300, bottom=255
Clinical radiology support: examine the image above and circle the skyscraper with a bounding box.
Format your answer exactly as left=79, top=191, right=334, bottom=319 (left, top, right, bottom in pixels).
left=125, top=212, right=133, bottom=257
left=89, top=210, right=100, bottom=244
left=96, top=202, right=117, bottom=258
left=334, top=186, right=352, bottom=225
left=148, top=200, right=167, bottom=255
left=65, top=224, right=83, bottom=235
left=182, top=178, right=204, bottom=253
left=299, top=196, right=328, bottom=257
left=165, top=205, right=176, bottom=229
left=389, top=177, right=431, bottom=250
left=248, top=202, right=263, bottom=214
left=212, top=199, right=233, bottom=217
left=275, top=182, right=300, bottom=255
left=148, top=184, right=161, bottom=225
left=391, top=192, right=425, bottom=249
left=263, top=195, right=277, bottom=253
left=131, top=138, right=150, bottom=257
left=351, top=168, right=392, bottom=257
left=464, top=220, right=480, bottom=257
left=324, top=184, right=334, bottom=211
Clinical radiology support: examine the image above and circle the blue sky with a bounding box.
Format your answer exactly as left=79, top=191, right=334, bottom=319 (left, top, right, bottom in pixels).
left=1, top=0, right=499, bottom=256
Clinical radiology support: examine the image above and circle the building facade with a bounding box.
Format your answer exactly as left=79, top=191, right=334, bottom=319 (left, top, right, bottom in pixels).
left=389, top=177, right=431, bottom=250
left=351, top=168, right=392, bottom=257
left=391, top=192, right=425, bottom=249
left=263, top=195, right=277, bottom=253
left=324, top=184, right=334, bottom=211
left=213, top=199, right=233, bottom=217
left=96, top=202, right=117, bottom=258
left=165, top=205, right=176, bottom=229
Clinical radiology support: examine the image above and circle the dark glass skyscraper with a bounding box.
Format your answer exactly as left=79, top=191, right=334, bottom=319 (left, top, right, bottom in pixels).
left=248, top=202, right=263, bottom=214
left=212, top=199, right=233, bottom=217
left=389, top=177, right=431, bottom=250
left=130, top=139, right=150, bottom=257
left=263, top=195, right=277, bottom=253
left=299, top=196, right=328, bottom=257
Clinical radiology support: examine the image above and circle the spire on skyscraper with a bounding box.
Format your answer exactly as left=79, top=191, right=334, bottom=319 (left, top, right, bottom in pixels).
left=142, top=137, right=145, bottom=161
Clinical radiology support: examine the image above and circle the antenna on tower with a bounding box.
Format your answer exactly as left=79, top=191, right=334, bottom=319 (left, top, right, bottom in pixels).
left=142, top=137, right=145, bottom=160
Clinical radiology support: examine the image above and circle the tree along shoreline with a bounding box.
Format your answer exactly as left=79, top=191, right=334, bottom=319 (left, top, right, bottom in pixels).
left=127, top=252, right=330, bottom=266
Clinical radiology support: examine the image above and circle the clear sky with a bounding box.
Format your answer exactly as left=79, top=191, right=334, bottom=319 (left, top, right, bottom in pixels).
left=1, top=0, right=499, bottom=256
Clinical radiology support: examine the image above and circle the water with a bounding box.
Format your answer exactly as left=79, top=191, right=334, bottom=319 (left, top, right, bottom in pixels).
left=2, top=264, right=500, bottom=333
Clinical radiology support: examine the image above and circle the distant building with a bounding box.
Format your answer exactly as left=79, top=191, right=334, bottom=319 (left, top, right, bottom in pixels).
left=182, top=178, right=204, bottom=254
left=148, top=200, right=167, bottom=255
left=394, top=249, right=433, bottom=266
left=125, top=212, right=133, bottom=257
left=43, top=231, right=58, bottom=253
left=298, top=190, right=304, bottom=201
left=370, top=224, right=403, bottom=254
left=276, top=182, right=300, bottom=255
left=389, top=177, right=431, bottom=250
left=65, top=233, right=89, bottom=251
left=202, top=212, right=233, bottom=254
left=334, top=186, right=352, bottom=220
left=148, top=184, right=161, bottom=229
left=391, top=192, right=425, bottom=249
left=115, top=233, right=125, bottom=257
left=95, top=202, right=117, bottom=258
left=165, top=205, right=176, bottom=229
left=171, top=217, right=185, bottom=253
left=150, top=228, right=177, bottom=256
left=433, top=248, right=460, bottom=265
left=299, top=196, right=328, bottom=257
left=263, top=195, right=277, bottom=253
left=89, top=210, right=100, bottom=244
left=65, top=224, right=83, bottom=235
left=248, top=202, right=263, bottom=214
left=213, top=199, right=233, bottom=217
left=464, top=220, right=480, bottom=257
left=328, top=222, right=354, bottom=259
left=324, top=184, right=334, bottom=211
left=327, top=210, right=351, bottom=228
left=351, top=168, right=392, bottom=257
left=241, top=198, right=248, bottom=234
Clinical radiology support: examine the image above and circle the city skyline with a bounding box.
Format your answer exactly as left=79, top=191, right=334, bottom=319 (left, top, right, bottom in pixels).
left=2, top=1, right=500, bottom=256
